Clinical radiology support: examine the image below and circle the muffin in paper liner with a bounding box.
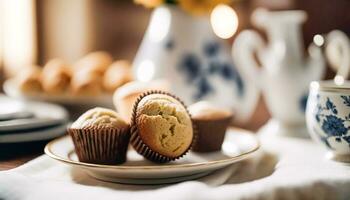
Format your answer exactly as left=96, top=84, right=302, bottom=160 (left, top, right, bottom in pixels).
left=191, top=116, right=232, bottom=152
left=68, top=127, right=130, bottom=165
left=130, top=90, right=197, bottom=163
left=188, top=101, right=233, bottom=152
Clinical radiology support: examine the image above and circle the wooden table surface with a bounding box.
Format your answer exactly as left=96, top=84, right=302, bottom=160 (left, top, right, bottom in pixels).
left=0, top=140, right=50, bottom=171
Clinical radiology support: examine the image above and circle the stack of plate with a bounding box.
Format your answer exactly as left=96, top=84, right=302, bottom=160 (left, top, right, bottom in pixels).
left=0, top=95, right=69, bottom=143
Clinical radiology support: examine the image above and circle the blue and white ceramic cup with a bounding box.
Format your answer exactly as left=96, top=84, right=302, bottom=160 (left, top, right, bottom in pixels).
left=306, top=80, right=350, bottom=162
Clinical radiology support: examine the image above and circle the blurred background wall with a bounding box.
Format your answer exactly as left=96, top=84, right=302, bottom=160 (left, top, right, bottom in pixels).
left=0, top=0, right=349, bottom=129
left=2, top=0, right=350, bottom=69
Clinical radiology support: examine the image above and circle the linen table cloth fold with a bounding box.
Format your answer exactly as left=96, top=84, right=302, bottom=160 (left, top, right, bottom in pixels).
left=1, top=134, right=350, bottom=200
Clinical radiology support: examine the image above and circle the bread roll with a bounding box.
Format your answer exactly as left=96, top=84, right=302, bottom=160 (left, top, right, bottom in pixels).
left=71, top=69, right=102, bottom=96
left=74, top=51, right=113, bottom=75
left=42, top=59, right=72, bottom=94
left=16, top=65, right=42, bottom=93
left=103, top=60, right=133, bottom=92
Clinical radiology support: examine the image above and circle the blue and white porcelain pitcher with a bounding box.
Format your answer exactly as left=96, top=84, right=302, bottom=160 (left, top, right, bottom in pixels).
left=133, top=5, right=260, bottom=122
left=233, top=9, right=326, bottom=137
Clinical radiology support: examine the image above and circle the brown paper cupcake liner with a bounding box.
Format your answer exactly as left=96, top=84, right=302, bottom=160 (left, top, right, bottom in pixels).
left=68, top=127, right=130, bottom=165
left=192, top=115, right=233, bottom=152
left=130, top=90, right=197, bottom=163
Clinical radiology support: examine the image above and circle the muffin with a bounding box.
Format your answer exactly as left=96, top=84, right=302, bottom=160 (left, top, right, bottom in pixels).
left=130, top=91, right=194, bottom=163
left=70, top=69, right=102, bottom=96
left=41, top=58, right=72, bottom=94
left=74, top=51, right=113, bottom=75
left=15, top=65, right=42, bottom=93
left=188, top=101, right=233, bottom=152
left=68, top=107, right=130, bottom=164
left=113, top=80, right=170, bottom=122
left=103, top=60, right=133, bottom=92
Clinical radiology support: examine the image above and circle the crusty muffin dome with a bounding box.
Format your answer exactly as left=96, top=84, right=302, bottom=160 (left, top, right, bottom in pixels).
left=71, top=107, right=128, bottom=129
left=135, top=94, right=193, bottom=158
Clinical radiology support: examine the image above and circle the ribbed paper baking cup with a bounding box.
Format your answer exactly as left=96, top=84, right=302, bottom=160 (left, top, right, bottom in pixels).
left=192, top=115, right=233, bottom=152
left=130, top=90, right=197, bottom=163
left=68, top=127, right=130, bottom=165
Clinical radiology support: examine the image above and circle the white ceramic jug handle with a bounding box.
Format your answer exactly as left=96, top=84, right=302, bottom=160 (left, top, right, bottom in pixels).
left=232, top=30, right=264, bottom=88
left=326, top=30, right=350, bottom=80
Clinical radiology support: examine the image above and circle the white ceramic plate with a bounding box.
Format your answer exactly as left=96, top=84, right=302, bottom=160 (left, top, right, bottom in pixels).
left=0, top=95, right=69, bottom=143
left=0, top=118, right=66, bottom=132
left=0, top=123, right=67, bottom=143
left=45, top=128, right=259, bottom=184
left=3, top=79, right=113, bottom=107
left=0, top=95, right=68, bottom=131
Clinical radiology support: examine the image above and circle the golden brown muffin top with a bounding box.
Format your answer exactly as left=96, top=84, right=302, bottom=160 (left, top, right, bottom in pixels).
left=136, top=94, right=193, bottom=158
left=188, top=101, right=233, bottom=120
left=71, top=107, right=128, bottom=129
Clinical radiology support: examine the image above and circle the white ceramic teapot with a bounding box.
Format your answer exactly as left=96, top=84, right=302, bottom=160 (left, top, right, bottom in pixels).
left=233, top=9, right=326, bottom=137
left=133, top=5, right=260, bottom=122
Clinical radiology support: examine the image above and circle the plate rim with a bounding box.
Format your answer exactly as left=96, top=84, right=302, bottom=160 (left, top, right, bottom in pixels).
left=0, top=95, right=69, bottom=143
left=0, top=123, right=67, bottom=143
left=0, top=94, right=69, bottom=118
left=44, top=128, right=260, bottom=170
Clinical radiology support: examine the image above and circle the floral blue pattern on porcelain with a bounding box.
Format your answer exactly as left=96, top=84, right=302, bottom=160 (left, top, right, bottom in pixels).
left=178, top=40, right=244, bottom=101
left=299, top=93, right=309, bottom=112
left=165, top=39, right=175, bottom=50
left=313, top=95, right=350, bottom=149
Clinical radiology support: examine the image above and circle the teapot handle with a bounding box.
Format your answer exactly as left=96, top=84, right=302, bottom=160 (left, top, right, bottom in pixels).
left=232, top=30, right=265, bottom=88
left=326, top=30, right=350, bottom=80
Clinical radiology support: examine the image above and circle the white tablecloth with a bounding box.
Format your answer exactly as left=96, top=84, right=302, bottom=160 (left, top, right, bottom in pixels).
left=1, top=129, right=350, bottom=200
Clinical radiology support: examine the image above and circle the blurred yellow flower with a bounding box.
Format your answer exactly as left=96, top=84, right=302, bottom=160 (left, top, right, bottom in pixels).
left=178, top=0, right=231, bottom=15
left=134, top=0, right=164, bottom=8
